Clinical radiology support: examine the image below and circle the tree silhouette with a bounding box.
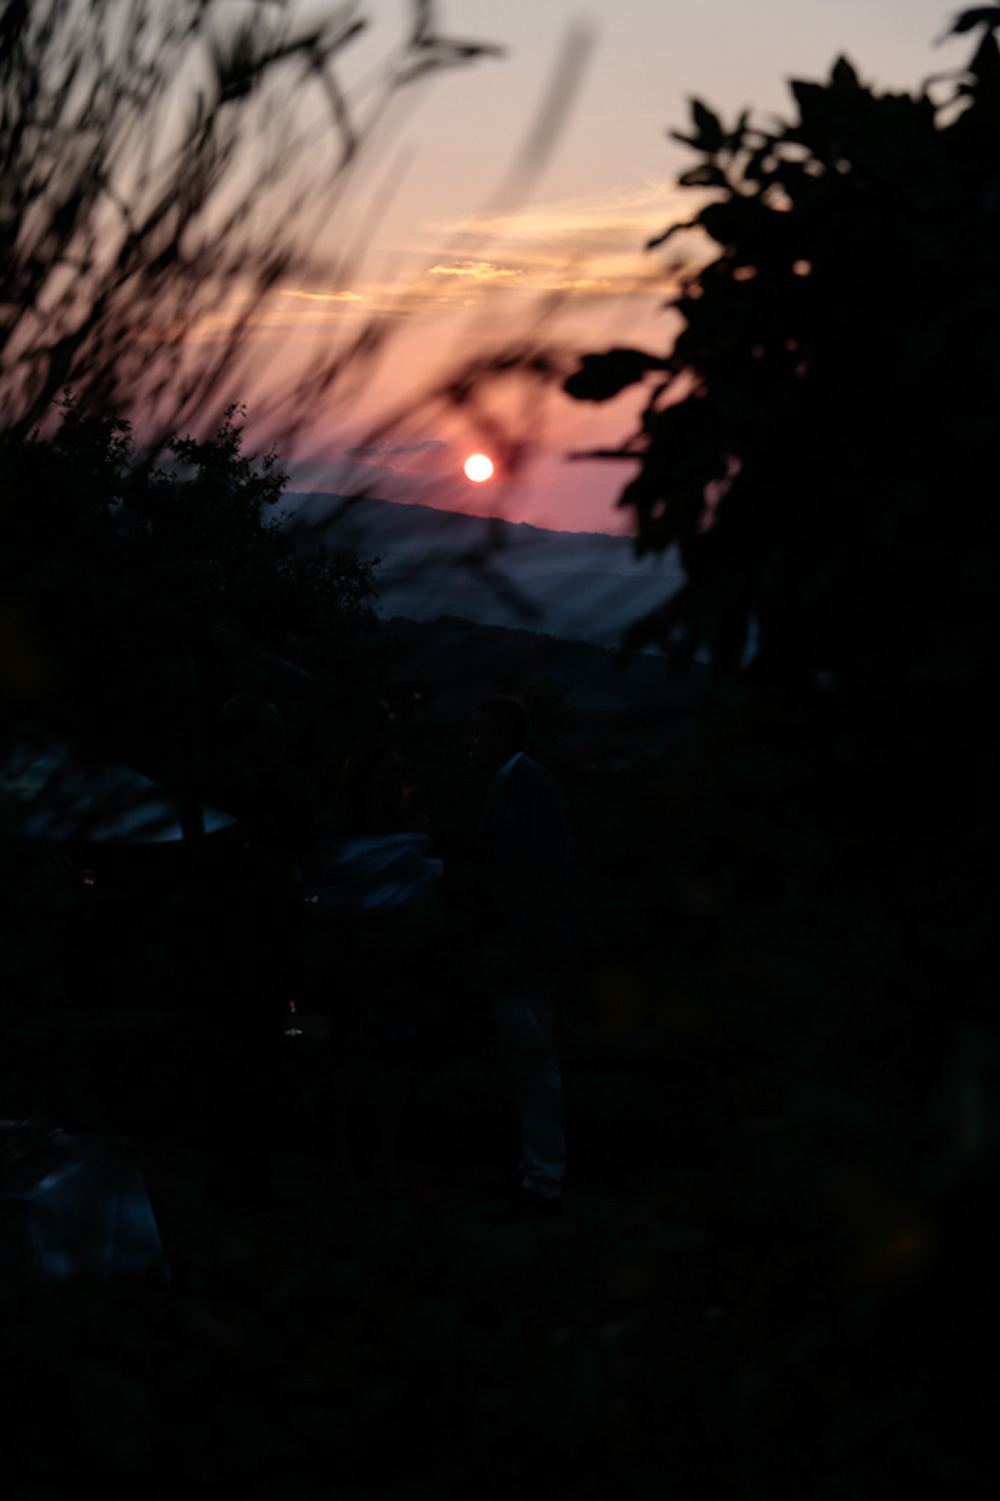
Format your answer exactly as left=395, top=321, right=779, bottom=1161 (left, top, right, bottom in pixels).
left=556, top=27, right=1000, bottom=1483
left=2, top=394, right=383, bottom=831
left=564, top=9, right=1000, bottom=721
left=1, top=0, right=502, bottom=784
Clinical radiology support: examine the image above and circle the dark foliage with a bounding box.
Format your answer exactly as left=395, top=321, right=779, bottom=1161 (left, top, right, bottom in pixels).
left=1, top=395, right=380, bottom=797
left=545, top=12, right=1000, bottom=1491
left=565, top=11, right=1000, bottom=714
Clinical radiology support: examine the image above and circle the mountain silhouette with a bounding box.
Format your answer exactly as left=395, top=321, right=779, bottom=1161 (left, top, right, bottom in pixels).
left=284, top=493, right=685, bottom=650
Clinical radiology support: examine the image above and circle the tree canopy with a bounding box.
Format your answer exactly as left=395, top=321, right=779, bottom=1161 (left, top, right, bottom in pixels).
left=1, top=395, right=381, bottom=807
left=564, top=8, right=1000, bottom=721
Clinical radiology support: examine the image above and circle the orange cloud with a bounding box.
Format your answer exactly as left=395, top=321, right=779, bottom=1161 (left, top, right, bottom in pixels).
left=542, top=276, right=612, bottom=292
left=428, top=182, right=713, bottom=258
left=428, top=260, right=522, bottom=282
left=395, top=181, right=721, bottom=313
left=279, top=289, right=363, bottom=302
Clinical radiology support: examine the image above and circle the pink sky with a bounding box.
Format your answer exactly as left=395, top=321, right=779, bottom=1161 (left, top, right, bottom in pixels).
left=174, top=1, right=960, bottom=534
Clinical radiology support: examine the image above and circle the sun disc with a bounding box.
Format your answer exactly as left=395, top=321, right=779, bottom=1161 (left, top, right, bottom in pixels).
left=464, top=452, right=494, bottom=483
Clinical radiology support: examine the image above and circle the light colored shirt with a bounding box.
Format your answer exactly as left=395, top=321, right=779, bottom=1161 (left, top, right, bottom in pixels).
left=306, top=832, right=442, bottom=916
left=493, top=751, right=523, bottom=792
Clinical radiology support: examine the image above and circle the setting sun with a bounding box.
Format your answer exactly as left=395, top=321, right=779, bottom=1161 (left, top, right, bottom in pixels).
left=463, top=453, right=494, bottom=483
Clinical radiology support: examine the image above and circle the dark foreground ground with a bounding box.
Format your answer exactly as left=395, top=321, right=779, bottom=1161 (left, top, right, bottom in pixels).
left=0, top=975, right=798, bottom=1500
left=1, top=823, right=994, bottom=1501
left=5, top=982, right=990, bottom=1501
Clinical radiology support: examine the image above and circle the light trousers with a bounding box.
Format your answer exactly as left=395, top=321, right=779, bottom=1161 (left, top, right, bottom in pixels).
left=491, top=977, right=567, bottom=1199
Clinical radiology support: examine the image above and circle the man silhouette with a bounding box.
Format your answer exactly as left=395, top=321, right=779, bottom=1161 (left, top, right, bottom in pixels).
left=207, top=694, right=316, bottom=1217
left=463, top=696, right=572, bottom=1223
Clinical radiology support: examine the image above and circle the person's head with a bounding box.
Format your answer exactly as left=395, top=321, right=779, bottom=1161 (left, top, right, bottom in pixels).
left=342, top=733, right=405, bottom=800
left=465, top=695, right=530, bottom=774
left=323, top=714, right=416, bottom=835
left=217, top=695, right=284, bottom=774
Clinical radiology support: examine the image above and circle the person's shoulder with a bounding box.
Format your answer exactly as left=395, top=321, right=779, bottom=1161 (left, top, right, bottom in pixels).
left=516, top=754, right=557, bottom=781
left=513, top=755, right=565, bottom=803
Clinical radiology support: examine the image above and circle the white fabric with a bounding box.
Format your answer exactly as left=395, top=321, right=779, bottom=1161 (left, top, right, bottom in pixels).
left=305, top=831, right=442, bottom=917
left=492, top=987, right=566, bottom=1198
left=493, top=750, right=524, bottom=792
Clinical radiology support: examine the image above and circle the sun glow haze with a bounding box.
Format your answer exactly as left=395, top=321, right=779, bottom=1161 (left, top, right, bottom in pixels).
left=169, top=0, right=950, bottom=535
left=464, top=453, right=494, bottom=483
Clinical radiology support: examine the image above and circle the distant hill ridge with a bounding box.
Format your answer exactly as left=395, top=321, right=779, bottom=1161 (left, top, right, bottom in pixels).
left=378, top=615, right=712, bottom=754
left=283, top=492, right=685, bottom=650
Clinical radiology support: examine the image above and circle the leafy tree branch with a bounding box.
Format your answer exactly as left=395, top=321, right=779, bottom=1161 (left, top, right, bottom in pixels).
left=563, top=10, right=1000, bottom=705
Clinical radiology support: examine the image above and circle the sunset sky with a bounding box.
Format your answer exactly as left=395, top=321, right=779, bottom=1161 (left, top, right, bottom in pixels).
left=218, top=0, right=961, bottom=534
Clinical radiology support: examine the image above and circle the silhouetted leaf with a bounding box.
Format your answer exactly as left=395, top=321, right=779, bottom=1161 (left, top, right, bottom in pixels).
left=725, top=109, right=752, bottom=151
left=646, top=217, right=700, bottom=250
left=691, top=98, right=725, bottom=154
left=678, top=164, right=729, bottom=189
left=564, top=349, right=668, bottom=402
left=790, top=79, right=830, bottom=123
left=969, top=27, right=1000, bottom=86
left=831, top=56, right=861, bottom=92
left=945, top=7, right=1000, bottom=38
left=742, top=144, right=776, bottom=182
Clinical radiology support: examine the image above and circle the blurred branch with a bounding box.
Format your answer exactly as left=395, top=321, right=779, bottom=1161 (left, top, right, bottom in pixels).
left=0, top=1, right=502, bottom=447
